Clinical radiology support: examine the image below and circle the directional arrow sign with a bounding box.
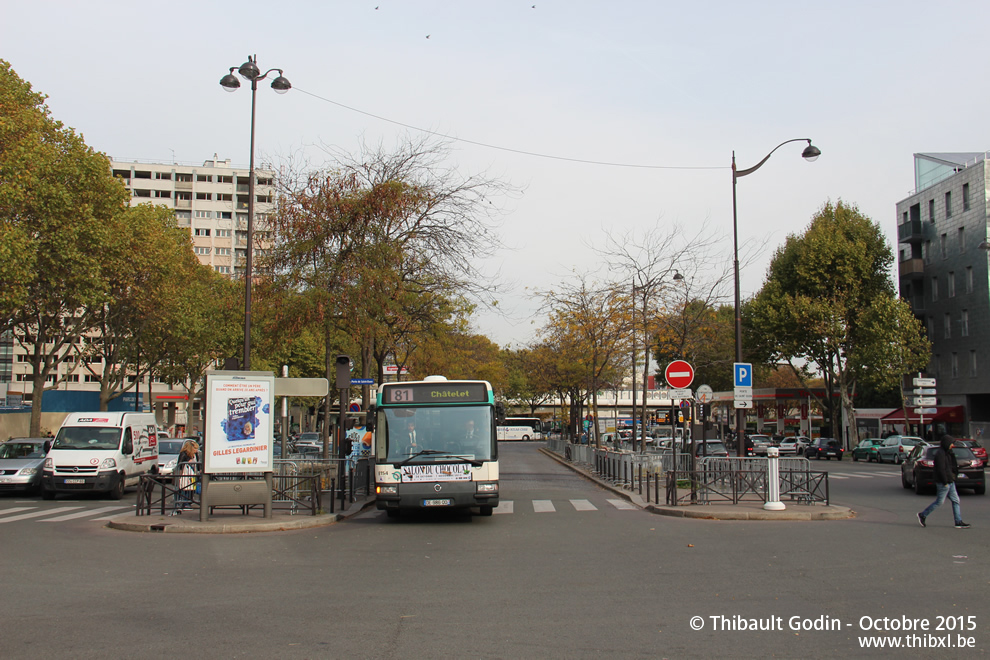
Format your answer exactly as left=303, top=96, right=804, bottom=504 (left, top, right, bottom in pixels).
left=914, top=396, right=937, bottom=406
left=913, top=377, right=936, bottom=387
left=913, top=388, right=937, bottom=396
left=914, top=407, right=938, bottom=415
left=734, top=400, right=753, bottom=409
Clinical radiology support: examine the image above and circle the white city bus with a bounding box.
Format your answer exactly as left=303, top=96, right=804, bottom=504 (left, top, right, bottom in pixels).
left=372, top=376, right=500, bottom=518
left=497, top=417, right=543, bottom=441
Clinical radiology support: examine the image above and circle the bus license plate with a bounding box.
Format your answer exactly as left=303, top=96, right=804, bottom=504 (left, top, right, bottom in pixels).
left=423, top=499, right=452, bottom=507
left=64, top=478, right=85, bottom=484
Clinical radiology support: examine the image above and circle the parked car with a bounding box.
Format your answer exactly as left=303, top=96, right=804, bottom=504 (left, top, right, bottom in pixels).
left=749, top=434, right=772, bottom=457
left=778, top=436, right=811, bottom=456
left=297, top=432, right=321, bottom=445
left=805, top=437, right=844, bottom=460
left=692, top=440, right=729, bottom=458
left=877, top=435, right=924, bottom=464
left=157, top=439, right=185, bottom=475
left=901, top=443, right=985, bottom=495
left=0, top=438, right=50, bottom=494
left=851, top=438, right=884, bottom=462
left=955, top=439, right=987, bottom=461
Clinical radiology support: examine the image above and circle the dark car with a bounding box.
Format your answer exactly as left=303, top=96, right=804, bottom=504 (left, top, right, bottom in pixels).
left=901, top=443, right=985, bottom=495
left=692, top=440, right=729, bottom=458
left=851, top=438, right=884, bottom=462
left=805, top=437, right=844, bottom=460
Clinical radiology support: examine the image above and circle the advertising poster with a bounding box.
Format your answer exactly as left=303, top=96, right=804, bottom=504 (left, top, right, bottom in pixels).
left=204, top=372, right=274, bottom=473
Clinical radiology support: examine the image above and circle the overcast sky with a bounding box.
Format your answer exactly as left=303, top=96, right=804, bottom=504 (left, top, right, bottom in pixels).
left=4, top=1, right=989, bottom=348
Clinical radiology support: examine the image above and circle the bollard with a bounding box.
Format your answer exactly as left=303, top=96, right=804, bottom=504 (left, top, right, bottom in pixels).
left=764, top=446, right=786, bottom=511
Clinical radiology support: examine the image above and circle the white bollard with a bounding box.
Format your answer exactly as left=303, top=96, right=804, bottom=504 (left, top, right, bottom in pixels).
left=764, top=446, right=786, bottom=511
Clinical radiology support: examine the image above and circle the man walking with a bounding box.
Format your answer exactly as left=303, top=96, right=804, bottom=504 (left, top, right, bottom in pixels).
left=918, top=435, right=970, bottom=529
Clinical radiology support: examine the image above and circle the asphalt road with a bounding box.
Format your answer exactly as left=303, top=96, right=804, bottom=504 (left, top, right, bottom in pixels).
left=1, top=443, right=987, bottom=659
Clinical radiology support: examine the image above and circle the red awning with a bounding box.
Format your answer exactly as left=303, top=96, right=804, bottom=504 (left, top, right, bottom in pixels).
left=880, top=406, right=964, bottom=424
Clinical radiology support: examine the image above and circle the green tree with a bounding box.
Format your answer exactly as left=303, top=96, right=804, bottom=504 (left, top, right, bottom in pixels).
left=746, top=201, right=930, bottom=448
left=0, top=61, right=130, bottom=434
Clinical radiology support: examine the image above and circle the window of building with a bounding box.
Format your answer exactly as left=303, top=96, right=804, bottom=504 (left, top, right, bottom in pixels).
left=155, top=172, right=172, bottom=180
left=971, top=350, right=978, bottom=377
left=951, top=353, right=959, bottom=378
left=217, top=193, right=232, bottom=202
left=931, top=276, right=938, bottom=302
left=948, top=271, right=955, bottom=297
left=176, top=191, right=192, bottom=201
left=940, top=233, right=947, bottom=258
left=963, top=183, right=970, bottom=211
left=944, top=313, right=952, bottom=339
left=134, top=170, right=151, bottom=179
left=197, top=174, right=212, bottom=182
left=929, top=199, right=935, bottom=221
left=216, top=229, right=231, bottom=238
left=155, top=190, right=171, bottom=198
left=958, top=227, right=965, bottom=253
left=85, top=374, right=100, bottom=383
left=176, top=173, right=193, bottom=183
left=215, top=265, right=230, bottom=274
left=923, top=240, right=932, bottom=264
left=194, top=247, right=211, bottom=255
left=218, top=175, right=233, bottom=184
left=134, top=189, right=151, bottom=198
left=215, top=248, right=231, bottom=256
left=945, top=191, right=952, bottom=218
left=194, top=228, right=211, bottom=237
left=966, top=266, right=974, bottom=293
left=961, top=309, right=969, bottom=337
left=196, top=192, right=212, bottom=201
left=219, top=211, right=232, bottom=220
left=194, top=210, right=212, bottom=219
left=67, top=374, right=79, bottom=383
left=175, top=210, right=191, bottom=220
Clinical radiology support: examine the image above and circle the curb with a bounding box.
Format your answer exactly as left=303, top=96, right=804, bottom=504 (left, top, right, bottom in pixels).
left=539, top=446, right=855, bottom=521
left=106, top=497, right=376, bottom=534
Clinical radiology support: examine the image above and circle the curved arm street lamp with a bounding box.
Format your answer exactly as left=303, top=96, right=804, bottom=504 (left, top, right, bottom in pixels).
left=731, top=139, right=820, bottom=456
left=219, top=55, right=290, bottom=370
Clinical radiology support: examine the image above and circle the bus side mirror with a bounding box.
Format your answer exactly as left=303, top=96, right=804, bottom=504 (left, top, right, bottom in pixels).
left=365, top=406, right=375, bottom=433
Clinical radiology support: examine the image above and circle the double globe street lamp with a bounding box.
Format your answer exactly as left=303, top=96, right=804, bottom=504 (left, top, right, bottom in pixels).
left=220, top=55, right=291, bottom=370
left=731, top=139, right=820, bottom=456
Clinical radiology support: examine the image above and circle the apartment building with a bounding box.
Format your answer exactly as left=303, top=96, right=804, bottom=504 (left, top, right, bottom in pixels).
left=0, top=156, right=275, bottom=429
left=896, top=152, right=990, bottom=433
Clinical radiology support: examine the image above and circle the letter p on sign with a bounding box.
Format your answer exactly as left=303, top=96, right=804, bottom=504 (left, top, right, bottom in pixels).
left=734, top=363, right=752, bottom=388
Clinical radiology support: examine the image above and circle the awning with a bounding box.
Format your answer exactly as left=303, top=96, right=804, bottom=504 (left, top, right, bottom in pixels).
left=880, top=406, right=964, bottom=424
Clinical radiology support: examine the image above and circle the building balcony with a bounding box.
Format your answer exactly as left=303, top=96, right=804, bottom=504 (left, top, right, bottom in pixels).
left=898, top=257, right=925, bottom=279
left=898, top=219, right=930, bottom=243
left=174, top=180, right=193, bottom=190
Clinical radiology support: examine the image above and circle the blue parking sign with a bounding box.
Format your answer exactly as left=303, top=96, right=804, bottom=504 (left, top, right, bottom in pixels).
left=734, top=363, right=752, bottom=388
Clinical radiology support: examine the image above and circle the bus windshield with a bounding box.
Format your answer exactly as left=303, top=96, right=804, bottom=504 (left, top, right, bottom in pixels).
left=384, top=406, right=493, bottom=464
left=53, top=427, right=123, bottom=450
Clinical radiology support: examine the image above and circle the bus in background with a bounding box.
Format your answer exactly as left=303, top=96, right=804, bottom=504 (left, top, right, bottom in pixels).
left=497, top=417, right=543, bottom=441
left=372, top=376, right=501, bottom=518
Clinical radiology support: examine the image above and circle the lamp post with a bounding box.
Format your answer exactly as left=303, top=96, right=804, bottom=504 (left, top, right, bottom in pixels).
left=220, top=55, right=291, bottom=370
left=731, top=139, right=820, bottom=456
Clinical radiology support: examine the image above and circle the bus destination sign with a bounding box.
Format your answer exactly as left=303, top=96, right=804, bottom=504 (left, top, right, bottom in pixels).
left=384, top=382, right=489, bottom=405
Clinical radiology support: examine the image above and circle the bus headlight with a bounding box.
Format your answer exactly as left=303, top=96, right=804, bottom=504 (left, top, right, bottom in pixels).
left=377, top=485, right=398, bottom=495
left=476, top=482, right=498, bottom=493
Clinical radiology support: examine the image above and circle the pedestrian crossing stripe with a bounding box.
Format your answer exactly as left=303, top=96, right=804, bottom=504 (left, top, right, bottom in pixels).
left=0, top=507, right=82, bottom=524
left=0, top=505, right=133, bottom=524
left=357, top=499, right=640, bottom=518
left=41, top=506, right=132, bottom=522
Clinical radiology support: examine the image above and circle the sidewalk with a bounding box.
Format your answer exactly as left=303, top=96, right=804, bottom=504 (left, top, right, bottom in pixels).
left=106, top=494, right=376, bottom=534
left=540, top=447, right=855, bottom=521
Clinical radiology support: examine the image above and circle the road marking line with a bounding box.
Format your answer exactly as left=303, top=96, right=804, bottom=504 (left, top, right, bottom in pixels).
left=533, top=500, right=556, bottom=513
left=493, top=501, right=513, bottom=514
left=43, top=506, right=132, bottom=522
left=570, top=499, right=597, bottom=511
left=829, top=472, right=871, bottom=478
left=0, top=507, right=37, bottom=517
left=607, top=499, right=637, bottom=509
left=828, top=475, right=849, bottom=479
left=0, top=507, right=81, bottom=523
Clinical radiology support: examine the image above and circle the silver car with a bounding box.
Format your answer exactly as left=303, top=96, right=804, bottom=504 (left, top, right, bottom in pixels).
left=157, top=439, right=185, bottom=476
left=877, top=436, right=925, bottom=464
left=0, top=438, right=50, bottom=494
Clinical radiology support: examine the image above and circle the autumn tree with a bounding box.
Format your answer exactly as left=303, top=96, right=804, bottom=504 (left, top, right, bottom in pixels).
left=0, top=60, right=131, bottom=433
left=745, top=201, right=930, bottom=448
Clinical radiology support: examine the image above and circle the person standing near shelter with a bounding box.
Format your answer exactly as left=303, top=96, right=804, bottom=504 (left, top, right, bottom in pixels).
left=175, top=439, right=199, bottom=511
left=918, top=435, right=970, bottom=529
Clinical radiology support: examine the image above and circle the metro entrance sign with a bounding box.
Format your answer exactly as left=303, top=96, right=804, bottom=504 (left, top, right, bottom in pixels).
left=665, top=360, right=695, bottom=389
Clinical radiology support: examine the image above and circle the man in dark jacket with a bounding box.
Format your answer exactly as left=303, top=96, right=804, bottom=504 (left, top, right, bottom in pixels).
left=918, top=435, right=970, bottom=528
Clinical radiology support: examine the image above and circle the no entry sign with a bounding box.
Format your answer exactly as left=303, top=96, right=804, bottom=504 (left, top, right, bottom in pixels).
left=665, top=360, right=695, bottom=389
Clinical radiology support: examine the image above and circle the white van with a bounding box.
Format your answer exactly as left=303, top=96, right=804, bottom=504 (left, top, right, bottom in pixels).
left=42, top=412, right=159, bottom=500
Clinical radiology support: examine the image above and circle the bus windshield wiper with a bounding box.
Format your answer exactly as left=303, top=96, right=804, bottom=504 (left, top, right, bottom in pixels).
left=397, top=449, right=482, bottom=467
